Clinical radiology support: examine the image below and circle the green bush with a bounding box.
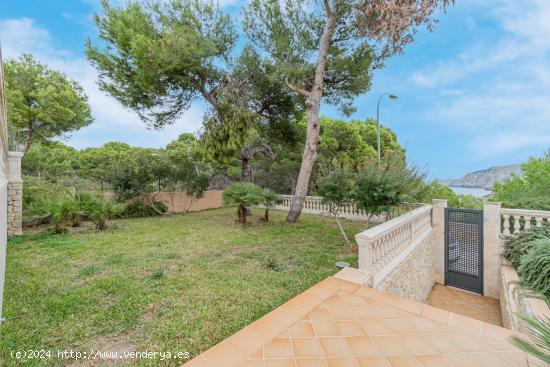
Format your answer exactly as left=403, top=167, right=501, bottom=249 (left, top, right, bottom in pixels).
left=37, top=196, right=80, bottom=234
left=78, top=193, right=125, bottom=230
left=223, top=182, right=264, bottom=226
left=509, top=314, right=550, bottom=365
left=121, top=200, right=167, bottom=218
left=518, top=239, right=550, bottom=301
left=23, top=176, right=69, bottom=217
left=503, top=223, right=550, bottom=268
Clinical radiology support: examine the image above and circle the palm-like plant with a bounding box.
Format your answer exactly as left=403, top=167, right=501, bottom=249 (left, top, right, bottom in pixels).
left=509, top=314, right=550, bottom=364
left=79, top=194, right=124, bottom=230
left=223, top=182, right=264, bottom=227
left=261, top=189, right=282, bottom=222
left=38, top=196, right=80, bottom=234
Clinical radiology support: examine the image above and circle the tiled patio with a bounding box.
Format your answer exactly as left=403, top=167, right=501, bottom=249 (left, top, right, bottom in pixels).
left=427, top=284, right=503, bottom=326
left=185, top=270, right=543, bottom=367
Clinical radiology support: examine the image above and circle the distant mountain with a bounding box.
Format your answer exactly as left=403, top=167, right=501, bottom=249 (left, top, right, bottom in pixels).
left=439, top=164, right=522, bottom=190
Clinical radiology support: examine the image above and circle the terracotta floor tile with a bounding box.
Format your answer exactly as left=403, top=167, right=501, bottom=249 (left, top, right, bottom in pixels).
left=398, top=335, right=439, bottom=354
left=313, top=322, right=342, bottom=337
left=414, top=355, right=452, bottom=367
left=326, top=357, right=360, bottom=367
left=296, top=358, right=329, bottom=367
left=239, top=359, right=264, bottom=367
left=326, top=296, right=347, bottom=306
left=351, top=306, right=378, bottom=320
left=360, top=320, right=395, bottom=336
left=309, top=309, right=335, bottom=322
left=319, top=337, right=355, bottom=357
left=421, top=335, right=462, bottom=354
left=345, top=336, right=382, bottom=357
left=290, top=321, right=317, bottom=338
left=356, top=356, right=391, bottom=367
left=202, top=340, right=247, bottom=367
left=264, top=338, right=294, bottom=358
left=249, top=317, right=286, bottom=341
left=384, top=319, right=419, bottom=334
left=337, top=321, right=366, bottom=336
left=370, top=336, right=409, bottom=355
left=341, top=295, right=371, bottom=307
left=373, top=306, right=414, bottom=319
left=228, top=327, right=269, bottom=355
left=183, top=356, right=211, bottom=367
left=427, top=285, right=502, bottom=327
left=265, top=358, right=295, bottom=367
left=329, top=306, right=357, bottom=321
left=293, top=338, right=324, bottom=358
left=421, top=305, right=450, bottom=324
left=386, top=356, right=423, bottom=367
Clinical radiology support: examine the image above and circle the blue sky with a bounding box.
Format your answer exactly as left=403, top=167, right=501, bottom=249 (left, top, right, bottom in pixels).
left=1, top=0, right=549, bottom=179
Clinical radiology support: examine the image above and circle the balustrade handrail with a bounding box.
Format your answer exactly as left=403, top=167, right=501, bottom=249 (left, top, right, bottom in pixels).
left=500, top=208, right=550, bottom=216
left=356, top=205, right=432, bottom=241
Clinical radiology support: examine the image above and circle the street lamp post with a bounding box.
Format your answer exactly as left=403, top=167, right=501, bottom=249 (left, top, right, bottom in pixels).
left=376, top=93, right=398, bottom=162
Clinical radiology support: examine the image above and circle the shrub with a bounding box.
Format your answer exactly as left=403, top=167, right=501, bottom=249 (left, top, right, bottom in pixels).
left=223, top=182, right=264, bottom=226
left=353, top=160, right=423, bottom=227
left=79, top=194, right=125, bottom=230
left=261, top=189, right=282, bottom=222
left=509, top=314, right=550, bottom=365
left=37, top=196, right=80, bottom=234
left=318, top=170, right=354, bottom=246
left=122, top=200, right=167, bottom=218
left=503, top=223, right=550, bottom=268
left=517, top=239, right=550, bottom=301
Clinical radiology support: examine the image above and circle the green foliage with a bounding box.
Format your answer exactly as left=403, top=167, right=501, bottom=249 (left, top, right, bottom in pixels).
left=76, top=192, right=125, bottom=230
left=23, top=176, right=70, bottom=217
left=318, top=170, right=354, bottom=215
left=223, top=182, right=264, bottom=225
left=509, top=314, right=550, bottom=365
left=243, top=0, right=374, bottom=115
left=353, top=158, right=424, bottom=220
left=503, top=223, right=550, bottom=268
left=493, top=151, right=550, bottom=210
left=261, top=188, right=282, bottom=222
left=517, top=239, right=550, bottom=301
left=416, top=181, right=459, bottom=206
left=37, top=196, right=81, bottom=234
left=86, top=0, right=236, bottom=128
left=4, top=54, right=92, bottom=153
left=122, top=200, right=168, bottom=218
left=23, top=141, right=81, bottom=178
left=456, top=194, right=483, bottom=209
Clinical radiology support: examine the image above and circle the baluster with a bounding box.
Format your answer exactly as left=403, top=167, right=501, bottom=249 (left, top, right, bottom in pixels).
left=523, top=216, right=531, bottom=231
left=502, top=214, right=511, bottom=235
left=535, top=217, right=543, bottom=227
left=513, top=216, right=521, bottom=234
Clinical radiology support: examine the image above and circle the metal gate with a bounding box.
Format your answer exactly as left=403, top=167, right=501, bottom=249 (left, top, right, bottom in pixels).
left=445, top=208, right=483, bottom=294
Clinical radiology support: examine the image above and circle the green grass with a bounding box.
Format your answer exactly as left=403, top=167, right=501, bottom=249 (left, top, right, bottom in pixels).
left=1, top=208, right=361, bottom=366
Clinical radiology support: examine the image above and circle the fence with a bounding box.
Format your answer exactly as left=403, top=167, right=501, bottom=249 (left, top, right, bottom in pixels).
left=355, top=205, right=433, bottom=286
left=274, top=194, right=418, bottom=222
left=500, top=208, right=550, bottom=235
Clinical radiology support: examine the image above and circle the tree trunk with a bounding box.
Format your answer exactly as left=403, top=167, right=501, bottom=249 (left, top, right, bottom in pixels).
left=241, top=157, right=253, bottom=182
left=23, top=129, right=33, bottom=156
left=334, top=213, right=351, bottom=247
left=264, top=207, right=269, bottom=222
left=286, top=1, right=336, bottom=223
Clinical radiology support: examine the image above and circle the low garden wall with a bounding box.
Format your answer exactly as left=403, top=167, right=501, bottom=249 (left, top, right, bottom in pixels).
left=146, top=190, right=224, bottom=214
left=499, top=263, right=550, bottom=332
left=355, top=204, right=436, bottom=302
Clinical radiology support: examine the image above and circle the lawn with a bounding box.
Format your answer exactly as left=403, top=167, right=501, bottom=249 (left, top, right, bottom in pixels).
left=1, top=207, right=362, bottom=366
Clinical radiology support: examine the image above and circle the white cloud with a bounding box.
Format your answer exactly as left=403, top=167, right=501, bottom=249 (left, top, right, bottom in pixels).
left=410, top=0, right=550, bottom=158
left=0, top=17, right=204, bottom=149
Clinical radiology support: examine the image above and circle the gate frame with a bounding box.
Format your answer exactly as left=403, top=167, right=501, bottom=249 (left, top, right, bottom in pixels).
left=444, top=207, right=484, bottom=295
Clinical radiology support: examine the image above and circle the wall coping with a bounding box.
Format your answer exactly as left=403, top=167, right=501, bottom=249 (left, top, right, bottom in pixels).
left=356, top=205, right=432, bottom=240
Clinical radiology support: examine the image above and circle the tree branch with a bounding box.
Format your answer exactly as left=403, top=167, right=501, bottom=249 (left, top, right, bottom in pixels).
left=323, top=0, right=333, bottom=19
left=285, top=77, right=310, bottom=97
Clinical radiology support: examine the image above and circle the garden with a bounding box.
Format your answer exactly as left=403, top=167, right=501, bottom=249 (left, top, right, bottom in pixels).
left=2, top=208, right=362, bottom=366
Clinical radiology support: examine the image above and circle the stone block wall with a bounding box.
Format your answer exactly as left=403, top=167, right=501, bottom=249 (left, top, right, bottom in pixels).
left=7, top=181, right=22, bottom=236
left=376, top=234, right=435, bottom=303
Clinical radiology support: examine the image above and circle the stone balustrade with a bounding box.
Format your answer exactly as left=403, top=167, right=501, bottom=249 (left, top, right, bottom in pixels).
left=274, top=194, right=419, bottom=222
left=500, top=207, right=550, bottom=235
left=355, top=205, right=433, bottom=287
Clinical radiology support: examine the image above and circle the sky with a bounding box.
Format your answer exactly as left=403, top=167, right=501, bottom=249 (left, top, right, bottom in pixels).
left=1, top=0, right=549, bottom=180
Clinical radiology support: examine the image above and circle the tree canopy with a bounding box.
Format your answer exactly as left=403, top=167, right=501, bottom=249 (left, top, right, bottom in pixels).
left=4, top=54, right=93, bottom=154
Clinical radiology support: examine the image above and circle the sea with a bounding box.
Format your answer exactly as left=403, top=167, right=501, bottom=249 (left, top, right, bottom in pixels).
left=448, top=186, right=493, bottom=197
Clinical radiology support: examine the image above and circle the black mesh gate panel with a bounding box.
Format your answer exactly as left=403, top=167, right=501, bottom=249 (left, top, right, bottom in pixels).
left=445, top=208, right=483, bottom=294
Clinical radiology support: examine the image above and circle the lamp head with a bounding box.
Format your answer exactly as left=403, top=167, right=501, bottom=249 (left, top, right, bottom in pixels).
left=388, top=94, right=398, bottom=100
